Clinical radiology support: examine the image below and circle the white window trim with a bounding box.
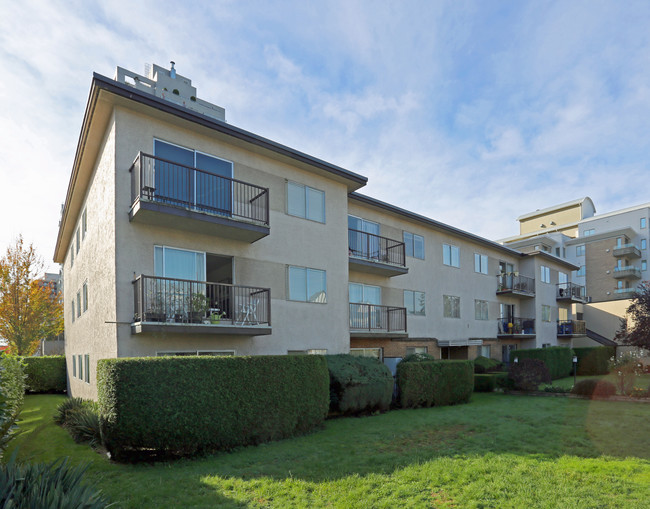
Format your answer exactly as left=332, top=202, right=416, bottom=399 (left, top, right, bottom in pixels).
left=474, top=253, right=488, bottom=275
left=403, top=231, right=425, bottom=259
left=287, top=265, right=327, bottom=304
left=443, top=244, right=460, bottom=268
left=286, top=181, right=326, bottom=223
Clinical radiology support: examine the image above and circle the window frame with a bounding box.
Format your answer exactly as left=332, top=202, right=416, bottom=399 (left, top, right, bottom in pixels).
left=406, top=346, right=428, bottom=356
left=641, top=217, right=647, bottom=229
left=403, top=231, right=424, bottom=259
left=288, top=266, right=327, bottom=304
left=443, top=244, right=460, bottom=268
left=576, top=244, right=585, bottom=257
left=542, top=305, right=552, bottom=322
left=642, top=239, right=647, bottom=250
left=540, top=265, right=551, bottom=283
left=287, top=181, right=326, bottom=223
left=82, top=208, right=87, bottom=240
left=84, top=355, right=90, bottom=383
left=349, top=347, right=382, bottom=361
left=474, top=253, right=488, bottom=275
left=82, top=281, right=88, bottom=313
left=443, top=295, right=461, bottom=319
left=474, top=299, right=489, bottom=321
left=583, top=228, right=595, bottom=237
left=404, top=290, right=426, bottom=316
left=76, top=291, right=81, bottom=318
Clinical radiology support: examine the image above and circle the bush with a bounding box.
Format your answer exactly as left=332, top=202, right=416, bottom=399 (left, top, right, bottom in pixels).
left=508, top=358, right=551, bottom=391
left=570, top=379, right=617, bottom=398
left=54, top=397, right=87, bottom=425
left=494, top=372, right=512, bottom=390
left=98, top=355, right=329, bottom=461
left=509, top=347, right=573, bottom=379
left=55, top=398, right=102, bottom=446
left=401, top=353, right=436, bottom=363
left=22, top=355, right=66, bottom=393
left=0, top=355, right=25, bottom=455
left=544, top=386, right=570, bottom=393
left=396, top=360, right=473, bottom=408
left=473, top=356, right=502, bottom=374
left=573, top=347, right=615, bottom=376
left=325, top=355, right=393, bottom=415
left=0, top=451, right=110, bottom=507
left=474, top=374, right=497, bottom=392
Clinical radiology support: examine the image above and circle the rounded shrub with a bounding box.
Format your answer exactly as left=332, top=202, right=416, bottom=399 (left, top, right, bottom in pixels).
left=570, top=379, right=617, bottom=398
left=473, top=356, right=502, bottom=374
left=400, top=353, right=436, bottom=363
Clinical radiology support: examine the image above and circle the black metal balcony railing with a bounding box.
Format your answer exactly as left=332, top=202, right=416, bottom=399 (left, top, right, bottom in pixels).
left=496, top=274, right=535, bottom=295
left=349, top=303, right=407, bottom=333
left=348, top=229, right=406, bottom=267
left=556, top=282, right=586, bottom=300
left=130, top=152, right=269, bottom=226
left=557, top=320, right=586, bottom=336
left=497, top=317, right=535, bottom=335
left=133, top=275, right=270, bottom=326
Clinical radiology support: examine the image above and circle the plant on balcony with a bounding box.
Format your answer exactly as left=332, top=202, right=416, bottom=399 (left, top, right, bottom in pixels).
left=144, top=294, right=166, bottom=323
left=187, top=293, right=210, bottom=323
left=210, top=310, right=226, bottom=324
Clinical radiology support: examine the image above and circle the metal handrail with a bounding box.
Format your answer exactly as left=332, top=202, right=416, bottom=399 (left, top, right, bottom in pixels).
left=349, top=303, right=407, bottom=332
left=496, top=274, right=535, bottom=294
left=348, top=229, right=406, bottom=267
left=556, top=282, right=586, bottom=300
left=497, top=317, right=535, bottom=335
left=557, top=320, right=586, bottom=335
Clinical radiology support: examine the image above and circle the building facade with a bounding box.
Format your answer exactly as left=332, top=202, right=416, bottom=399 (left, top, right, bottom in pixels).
left=55, top=64, right=586, bottom=398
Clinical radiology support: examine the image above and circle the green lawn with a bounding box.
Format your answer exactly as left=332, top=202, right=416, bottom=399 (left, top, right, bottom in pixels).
left=7, top=393, right=650, bottom=508
left=547, top=373, right=650, bottom=391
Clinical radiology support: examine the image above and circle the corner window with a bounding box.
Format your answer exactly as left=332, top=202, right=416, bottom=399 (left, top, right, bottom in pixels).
left=474, top=299, right=488, bottom=320
left=540, top=265, right=551, bottom=283
left=542, top=305, right=552, bottom=322
left=443, top=295, right=460, bottom=318
left=404, top=290, right=425, bottom=316
left=443, top=244, right=460, bottom=268
left=641, top=217, right=647, bottom=229
left=576, top=244, right=585, bottom=257
left=287, top=182, right=325, bottom=223
left=403, top=232, right=424, bottom=259
left=474, top=254, right=488, bottom=274
left=288, top=266, right=327, bottom=303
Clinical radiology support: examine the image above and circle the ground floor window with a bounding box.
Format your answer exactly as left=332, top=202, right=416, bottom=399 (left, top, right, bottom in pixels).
left=405, top=346, right=428, bottom=356
left=350, top=347, right=382, bottom=361
left=288, top=349, right=328, bottom=355
left=479, top=345, right=491, bottom=358
left=156, top=350, right=235, bottom=356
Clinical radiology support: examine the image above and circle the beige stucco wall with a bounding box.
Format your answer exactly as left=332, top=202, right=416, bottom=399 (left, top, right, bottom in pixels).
left=583, top=299, right=631, bottom=341
left=64, top=115, right=119, bottom=399
left=112, top=107, right=351, bottom=358
left=519, top=205, right=582, bottom=235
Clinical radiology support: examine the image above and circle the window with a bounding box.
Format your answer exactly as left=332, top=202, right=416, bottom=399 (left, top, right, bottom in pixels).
left=542, top=305, right=551, bottom=322
left=474, top=299, right=488, bottom=320
left=642, top=239, right=647, bottom=250
left=542, top=343, right=552, bottom=348
left=558, top=272, right=568, bottom=285
left=72, top=355, right=76, bottom=378
left=479, top=345, right=491, bottom=358
left=474, top=254, right=488, bottom=274
left=82, top=209, right=87, bottom=239
left=575, top=265, right=586, bottom=277
left=71, top=301, right=75, bottom=323
left=154, top=246, right=206, bottom=281
left=75, top=228, right=80, bottom=254
left=642, top=217, right=647, bottom=229
left=583, top=228, right=595, bottom=237
left=406, top=346, right=427, bottom=356
left=288, top=349, right=327, bottom=355
left=350, top=348, right=382, bottom=361
left=349, top=283, right=381, bottom=305
left=404, top=290, right=425, bottom=315
left=555, top=248, right=561, bottom=257
left=643, top=260, right=647, bottom=271
left=403, top=232, right=424, bottom=259
left=559, top=308, right=568, bottom=321
left=77, top=354, right=83, bottom=381
left=576, top=244, right=585, bottom=256
left=443, top=244, right=460, bottom=267
left=76, top=291, right=81, bottom=318
left=443, top=295, right=460, bottom=318
left=287, top=182, right=325, bottom=223
left=84, top=355, right=90, bottom=383
left=82, top=282, right=88, bottom=313
left=540, top=265, right=549, bottom=282
left=70, top=247, right=74, bottom=268
left=157, top=350, right=236, bottom=356
left=288, top=266, right=327, bottom=303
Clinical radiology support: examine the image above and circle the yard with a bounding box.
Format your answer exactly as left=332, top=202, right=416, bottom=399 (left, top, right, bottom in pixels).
left=9, top=393, right=650, bottom=508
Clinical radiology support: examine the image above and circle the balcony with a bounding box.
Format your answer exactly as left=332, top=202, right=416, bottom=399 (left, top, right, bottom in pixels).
left=613, top=287, right=637, bottom=298
left=349, top=303, right=407, bottom=337
left=613, top=266, right=642, bottom=279
left=132, top=275, right=271, bottom=335
left=129, top=153, right=270, bottom=243
left=348, top=229, right=408, bottom=277
left=556, top=282, right=586, bottom=303
left=557, top=320, right=586, bottom=337
left=497, top=317, right=535, bottom=338
left=496, top=274, right=535, bottom=298
left=613, top=243, right=641, bottom=258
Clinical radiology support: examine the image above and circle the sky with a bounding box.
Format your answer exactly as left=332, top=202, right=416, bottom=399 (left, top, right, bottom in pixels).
left=2, top=0, right=650, bottom=273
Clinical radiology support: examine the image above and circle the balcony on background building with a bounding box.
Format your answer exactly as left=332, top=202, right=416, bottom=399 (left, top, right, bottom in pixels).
left=132, top=275, right=271, bottom=335
left=129, top=153, right=270, bottom=242
left=349, top=303, right=407, bottom=337
left=348, top=229, right=408, bottom=276
left=613, top=243, right=641, bottom=259
left=613, top=266, right=642, bottom=280
left=496, top=273, right=535, bottom=298
left=557, top=320, right=586, bottom=337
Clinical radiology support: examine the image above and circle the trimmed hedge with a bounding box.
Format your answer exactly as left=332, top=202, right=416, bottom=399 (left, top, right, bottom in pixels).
left=474, top=374, right=497, bottom=392
left=0, top=356, right=25, bottom=454
left=473, top=356, right=502, bottom=374
left=23, top=356, right=66, bottom=393
left=574, top=347, right=615, bottom=376
left=325, top=355, right=393, bottom=415
left=508, top=358, right=551, bottom=391
left=396, top=360, right=473, bottom=408
left=509, top=347, right=573, bottom=380
left=98, top=355, right=329, bottom=460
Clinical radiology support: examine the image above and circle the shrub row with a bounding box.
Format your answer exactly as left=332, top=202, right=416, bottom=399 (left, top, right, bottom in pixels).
left=473, top=356, right=502, bottom=374
left=98, top=355, right=329, bottom=460
left=325, top=355, right=393, bottom=415
left=474, top=374, right=497, bottom=392
left=508, top=358, right=552, bottom=391
left=574, top=347, right=615, bottom=376
left=0, top=356, right=25, bottom=454
left=509, top=347, right=573, bottom=380
left=396, top=360, right=473, bottom=408
left=23, top=356, right=67, bottom=393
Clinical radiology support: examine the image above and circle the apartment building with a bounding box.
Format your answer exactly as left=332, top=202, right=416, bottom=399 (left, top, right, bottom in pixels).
left=501, top=198, right=650, bottom=344
left=54, top=63, right=586, bottom=398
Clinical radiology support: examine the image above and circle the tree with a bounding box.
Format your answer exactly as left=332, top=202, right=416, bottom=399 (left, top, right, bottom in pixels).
left=615, top=281, right=650, bottom=349
left=0, top=236, right=63, bottom=356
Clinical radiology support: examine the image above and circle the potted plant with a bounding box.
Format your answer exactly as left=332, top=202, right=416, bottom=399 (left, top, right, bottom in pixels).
left=187, top=293, right=209, bottom=323
left=144, top=294, right=166, bottom=322
left=210, top=309, right=226, bottom=324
